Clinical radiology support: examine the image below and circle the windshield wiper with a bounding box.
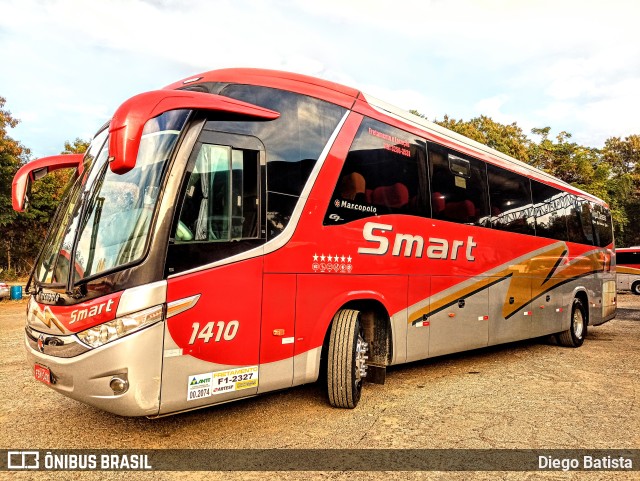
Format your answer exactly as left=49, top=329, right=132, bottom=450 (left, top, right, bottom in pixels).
left=84, top=197, right=104, bottom=278
left=65, top=165, right=107, bottom=298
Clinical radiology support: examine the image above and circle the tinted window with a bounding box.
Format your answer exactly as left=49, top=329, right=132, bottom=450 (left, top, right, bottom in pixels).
left=217, top=84, right=345, bottom=195
left=531, top=181, right=570, bottom=241
left=617, top=251, right=640, bottom=265
left=429, top=144, right=490, bottom=226
left=487, top=164, right=535, bottom=235
left=591, top=203, right=613, bottom=247
left=567, top=199, right=594, bottom=245
left=324, top=118, right=428, bottom=225
left=210, top=85, right=346, bottom=238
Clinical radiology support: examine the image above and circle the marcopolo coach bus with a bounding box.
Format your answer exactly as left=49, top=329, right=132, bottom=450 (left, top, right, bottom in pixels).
left=616, top=247, right=640, bottom=295
left=12, top=69, right=616, bottom=416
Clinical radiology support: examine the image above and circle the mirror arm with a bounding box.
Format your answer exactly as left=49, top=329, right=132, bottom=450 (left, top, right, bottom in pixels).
left=12, top=154, right=84, bottom=212
left=108, top=89, right=279, bottom=174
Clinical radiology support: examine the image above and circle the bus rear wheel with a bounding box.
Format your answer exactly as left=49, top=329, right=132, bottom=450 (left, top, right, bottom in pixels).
left=327, top=309, right=369, bottom=408
left=557, top=298, right=587, bottom=347
left=631, top=281, right=640, bottom=295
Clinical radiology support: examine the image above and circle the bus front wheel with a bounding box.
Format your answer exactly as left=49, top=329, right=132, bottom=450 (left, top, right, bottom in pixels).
left=631, top=281, right=640, bottom=295
left=557, top=298, right=587, bottom=347
left=327, top=309, right=369, bottom=409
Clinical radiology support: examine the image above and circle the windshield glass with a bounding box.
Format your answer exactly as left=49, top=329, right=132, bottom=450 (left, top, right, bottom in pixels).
left=34, top=110, right=189, bottom=286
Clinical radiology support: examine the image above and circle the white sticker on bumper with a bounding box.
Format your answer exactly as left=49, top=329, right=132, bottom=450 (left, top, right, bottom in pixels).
left=187, top=366, right=259, bottom=401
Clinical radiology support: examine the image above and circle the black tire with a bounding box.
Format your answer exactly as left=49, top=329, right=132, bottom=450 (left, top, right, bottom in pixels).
left=631, top=281, right=640, bottom=296
left=327, top=309, right=368, bottom=408
left=557, top=298, right=587, bottom=347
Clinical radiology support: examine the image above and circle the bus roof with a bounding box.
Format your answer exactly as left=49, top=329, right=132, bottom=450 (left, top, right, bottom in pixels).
left=165, top=68, right=607, bottom=207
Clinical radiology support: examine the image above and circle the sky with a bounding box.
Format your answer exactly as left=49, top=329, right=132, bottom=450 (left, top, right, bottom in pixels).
left=0, top=0, right=639, bottom=159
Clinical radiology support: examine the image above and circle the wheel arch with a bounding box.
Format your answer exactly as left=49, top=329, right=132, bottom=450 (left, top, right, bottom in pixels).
left=317, top=292, right=394, bottom=379
left=573, top=289, right=590, bottom=326
left=340, top=298, right=393, bottom=367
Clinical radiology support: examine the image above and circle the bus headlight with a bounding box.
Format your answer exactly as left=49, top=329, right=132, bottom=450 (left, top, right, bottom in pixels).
left=76, top=305, right=164, bottom=349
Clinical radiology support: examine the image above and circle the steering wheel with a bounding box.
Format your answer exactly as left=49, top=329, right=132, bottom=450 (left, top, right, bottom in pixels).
left=176, top=221, right=194, bottom=241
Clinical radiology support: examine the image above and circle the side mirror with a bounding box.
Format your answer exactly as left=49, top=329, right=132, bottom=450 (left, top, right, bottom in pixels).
left=108, top=89, right=279, bottom=174
left=12, top=154, right=84, bottom=212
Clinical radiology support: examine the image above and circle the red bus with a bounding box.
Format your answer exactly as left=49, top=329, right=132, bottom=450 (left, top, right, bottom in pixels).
left=13, top=69, right=616, bottom=416
left=615, top=247, right=640, bottom=295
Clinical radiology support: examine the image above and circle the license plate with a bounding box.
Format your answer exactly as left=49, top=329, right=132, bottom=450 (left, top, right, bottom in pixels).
left=34, top=364, right=51, bottom=385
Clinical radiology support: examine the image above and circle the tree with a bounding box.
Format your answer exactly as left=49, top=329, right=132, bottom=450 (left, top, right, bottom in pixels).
left=50, top=137, right=90, bottom=198
left=0, top=97, right=31, bottom=275
left=603, top=135, right=640, bottom=176
left=528, top=127, right=601, bottom=186
left=62, top=138, right=90, bottom=155
left=602, top=135, right=640, bottom=246
left=435, top=115, right=531, bottom=163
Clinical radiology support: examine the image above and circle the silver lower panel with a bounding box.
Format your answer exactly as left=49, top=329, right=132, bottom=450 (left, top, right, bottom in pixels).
left=25, top=322, right=164, bottom=417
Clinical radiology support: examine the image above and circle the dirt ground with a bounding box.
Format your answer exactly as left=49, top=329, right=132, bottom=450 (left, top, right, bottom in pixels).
left=0, top=294, right=638, bottom=480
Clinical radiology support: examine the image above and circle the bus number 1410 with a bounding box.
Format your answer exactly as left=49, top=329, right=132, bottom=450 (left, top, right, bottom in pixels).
left=189, top=321, right=239, bottom=344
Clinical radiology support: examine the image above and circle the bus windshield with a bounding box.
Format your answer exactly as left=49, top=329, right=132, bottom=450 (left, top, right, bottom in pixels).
left=34, top=110, right=190, bottom=287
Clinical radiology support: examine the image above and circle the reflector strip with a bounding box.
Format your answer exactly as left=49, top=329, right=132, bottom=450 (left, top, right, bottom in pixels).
left=167, top=294, right=201, bottom=318
left=524, top=311, right=532, bottom=316
left=478, top=315, right=489, bottom=321
left=556, top=308, right=563, bottom=312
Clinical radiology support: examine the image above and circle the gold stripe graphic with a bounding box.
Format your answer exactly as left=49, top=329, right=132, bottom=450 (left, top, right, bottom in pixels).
left=409, top=244, right=606, bottom=324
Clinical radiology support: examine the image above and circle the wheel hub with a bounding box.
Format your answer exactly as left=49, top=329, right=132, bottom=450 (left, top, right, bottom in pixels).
left=355, top=335, right=368, bottom=381
left=573, top=309, right=584, bottom=339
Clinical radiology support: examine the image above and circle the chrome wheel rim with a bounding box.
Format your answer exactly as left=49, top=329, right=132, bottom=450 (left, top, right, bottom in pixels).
left=573, top=308, right=584, bottom=339
left=355, top=334, right=368, bottom=382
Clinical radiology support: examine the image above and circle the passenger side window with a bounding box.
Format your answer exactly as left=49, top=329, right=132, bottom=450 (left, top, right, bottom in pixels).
left=531, top=180, right=570, bottom=241
left=617, top=250, right=639, bottom=265
left=567, top=199, right=595, bottom=245
left=428, top=144, right=490, bottom=226
left=487, top=164, right=535, bottom=235
left=591, top=203, right=613, bottom=247
left=324, top=118, right=427, bottom=225
left=176, top=143, right=259, bottom=242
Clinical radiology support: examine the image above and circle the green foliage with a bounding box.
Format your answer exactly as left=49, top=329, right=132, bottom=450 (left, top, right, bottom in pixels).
left=62, top=138, right=90, bottom=155
left=602, top=135, right=640, bottom=246
left=0, top=96, right=30, bottom=228
left=0, top=97, right=32, bottom=277
left=436, top=115, right=531, bottom=163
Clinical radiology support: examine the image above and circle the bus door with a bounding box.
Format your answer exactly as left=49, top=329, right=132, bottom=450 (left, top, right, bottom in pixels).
left=159, top=131, right=267, bottom=414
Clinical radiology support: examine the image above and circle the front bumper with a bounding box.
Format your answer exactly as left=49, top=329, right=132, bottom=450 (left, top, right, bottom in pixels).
left=24, top=322, right=164, bottom=417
